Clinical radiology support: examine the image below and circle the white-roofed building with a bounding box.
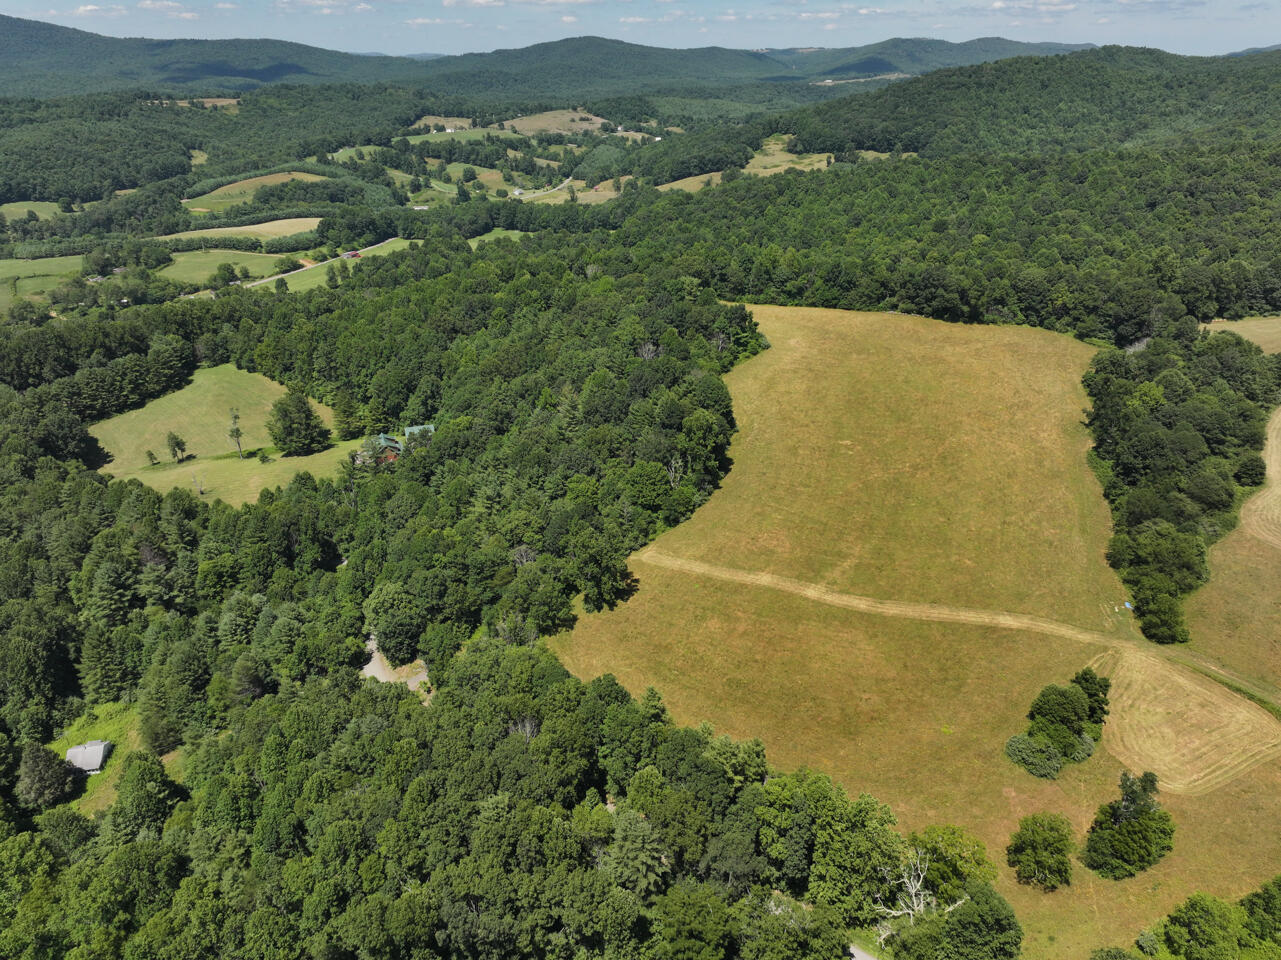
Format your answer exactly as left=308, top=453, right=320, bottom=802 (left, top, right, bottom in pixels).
left=66, top=740, right=113, bottom=774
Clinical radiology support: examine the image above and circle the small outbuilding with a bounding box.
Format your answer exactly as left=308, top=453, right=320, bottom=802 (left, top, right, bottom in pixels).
left=66, top=740, right=113, bottom=774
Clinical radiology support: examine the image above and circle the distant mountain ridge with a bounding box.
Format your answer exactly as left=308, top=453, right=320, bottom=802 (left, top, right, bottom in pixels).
left=0, top=14, right=1098, bottom=100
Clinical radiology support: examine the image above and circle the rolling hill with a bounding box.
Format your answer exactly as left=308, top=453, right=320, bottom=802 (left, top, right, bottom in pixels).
left=0, top=13, right=427, bottom=97
left=0, top=15, right=1094, bottom=101
left=785, top=44, right=1281, bottom=156
left=763, top=36, right=1094, bottom=80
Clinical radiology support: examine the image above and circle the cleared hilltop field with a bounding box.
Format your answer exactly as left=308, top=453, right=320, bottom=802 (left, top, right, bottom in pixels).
left=90, top=364, right=358, bottom=507
left=551, top=304, right=1281, bottom=958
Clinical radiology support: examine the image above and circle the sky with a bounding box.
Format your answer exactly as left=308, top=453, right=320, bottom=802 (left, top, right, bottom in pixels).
left=4, top=0, right=1275, bottom=57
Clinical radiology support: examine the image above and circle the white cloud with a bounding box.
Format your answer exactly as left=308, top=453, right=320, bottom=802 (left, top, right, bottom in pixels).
left=561, top=13, right=577, bottom=20
left=406, top=15, right=472, bottom=24
left=74, top=3, right=127, bottom=14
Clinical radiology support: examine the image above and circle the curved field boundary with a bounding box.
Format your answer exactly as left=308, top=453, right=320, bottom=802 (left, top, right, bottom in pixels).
left=636, top=547, right=1281, bottom=794
left=1240, top=406, right=1281, bottom=551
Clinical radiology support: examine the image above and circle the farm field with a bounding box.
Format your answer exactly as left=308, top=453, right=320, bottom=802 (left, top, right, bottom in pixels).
left=495, top=109, right=608, bottom=135
left=1, top=199, right=62, bottom=220
left=90, top=364, right=358, bottom=507
left=183, top=171, right=327, bottom=214
left=551, top=304, right=1281, bottom=957
left=1202, top=315, right=1281, bottom=354
left=412, top=114, right=472, bottom=130
left=743, top=133, right=831, bottom=175
left=0, top=253, right=83, bottom=310
left=160, top=248, right=282, bottom=284
left=657, top=171, right=724, bottom=193
left=159, top=217, right=321, bottom=241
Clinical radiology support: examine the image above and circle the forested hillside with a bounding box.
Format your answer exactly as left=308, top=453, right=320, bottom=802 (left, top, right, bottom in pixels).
left=0, top=14, right=429, bottom=97
left=785, top=46, right=1281, bottom=155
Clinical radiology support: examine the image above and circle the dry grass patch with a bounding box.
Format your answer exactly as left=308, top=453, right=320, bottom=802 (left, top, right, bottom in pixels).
left=657, top=171, right=724, bottom=193
left=413, top=114, right=472, bottom=130
left=497, top=109, right=607, bottom=135
left=744, top=134, right=830, bottom=176
left=160, top=217, right=321, bottom=241
left=1202, top=316, right=1281, bottom=354
left=551, top=304, right=1281, bottom=956
left=1188, top=404, right=1281, bottom=688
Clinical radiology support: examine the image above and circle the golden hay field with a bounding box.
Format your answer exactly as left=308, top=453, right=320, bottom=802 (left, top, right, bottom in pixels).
left=497, top=109, right=609, bottom=135
left=160, top=217, right=322, bottom=241
left=552, top=304, right=1281, bottom=957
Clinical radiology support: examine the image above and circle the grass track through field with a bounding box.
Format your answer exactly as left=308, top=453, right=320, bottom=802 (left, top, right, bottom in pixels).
left=635, top=546, right=1281, bottom=795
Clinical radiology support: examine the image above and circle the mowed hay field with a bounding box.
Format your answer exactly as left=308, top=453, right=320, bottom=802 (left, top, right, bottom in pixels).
left=551, top=304, right=1281, bottom=957
left=497, top=109, right=608, bottom=135
left=159, top=249, right=282, bottom=284
left=0, top=254, right=83, bottom=310
left=90, top=364, right=359, bottom=507
left=183, top=172, right=326, bottom=213
left=160, top=217, right=321, bottom=241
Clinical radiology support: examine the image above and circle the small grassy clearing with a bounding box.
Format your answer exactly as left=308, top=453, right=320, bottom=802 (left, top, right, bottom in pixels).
left=412, top=114, right=472, bottom=130
left=494, top=109, right=607, bottom=135
left=90, top=364, right=357, bottom=507
left=190, top=149, right=209, bottom=166
left=1202, top=316, right=1281, bottom=354
left=159, top=217, right=322, bottom=241
left=468, top=228, right=526, bottom=249
left=160, top=249, right=282, bottom=285
left=551, top=304, right=1281, bottom=956
left=657, top=171, right=724, bottom=193
left=275, top=237, right=413, bottom=292
left=1, top=200, right=63, bottom=220
left=46, top=702, right=145, bottom=816
left=183, top=172, right=327, bottom=214
left=405, top=128, right=520, bottom=145
left=0, top=254, right=84, bottom=310
left=743, top=133, right=831, bottom=176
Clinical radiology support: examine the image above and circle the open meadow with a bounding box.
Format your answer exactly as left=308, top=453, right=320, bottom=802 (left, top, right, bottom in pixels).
left=496, top=109, right=608, bottom=135
left=89, top=364, right=359, bottom=507
left=159, top=217, right=321, bottom=241
left=1, top=199, right=63, bottom=221
left=0, top=253, right=82, bottom=310
left=160, top=248, right=282, bottom=284
left=551, top=304, right=1281, bottom=957
left=183, top=171, right=327, bottom=214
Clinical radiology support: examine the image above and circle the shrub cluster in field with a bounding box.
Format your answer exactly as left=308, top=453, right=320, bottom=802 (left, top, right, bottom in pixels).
left=1091, top=873, right=1281, bottom=959
left=1005, top=667, right=1110, bottom=779
left=1007, top=771, right=1175, bottom=894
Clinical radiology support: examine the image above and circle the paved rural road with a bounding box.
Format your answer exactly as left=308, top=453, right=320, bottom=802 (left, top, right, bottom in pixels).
left=245, top=236, right=401, bottom=289
left=1240, top=405, right=1281, bottom=551
left=520, top=178, right=573, bottom=199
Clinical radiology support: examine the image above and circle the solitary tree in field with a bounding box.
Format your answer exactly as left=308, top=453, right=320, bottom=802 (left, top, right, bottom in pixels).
left=267, top=387, right=331, bottom=456
left=165, top=432, right=186, bottom=461
left=1007, top=813, right=1074, bottom=890
left=145, top=450, right=158, bottom=465
left=228, top=408, right=243, bottom=458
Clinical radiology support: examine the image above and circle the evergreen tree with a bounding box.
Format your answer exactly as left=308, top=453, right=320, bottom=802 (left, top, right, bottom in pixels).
left=266, top=388, right=331, bottom=456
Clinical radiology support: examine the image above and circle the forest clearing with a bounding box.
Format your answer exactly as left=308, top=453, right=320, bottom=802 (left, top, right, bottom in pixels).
left=551, top=304, right=1281, bottom=958
left=89, top=364, right=357, bottom=506
left=182, top=171, right=327, bottom=214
